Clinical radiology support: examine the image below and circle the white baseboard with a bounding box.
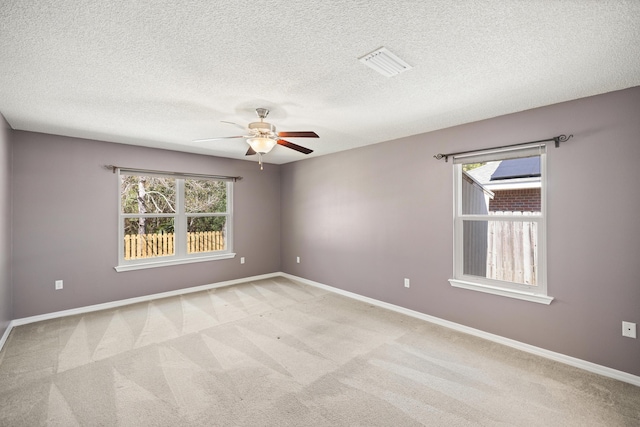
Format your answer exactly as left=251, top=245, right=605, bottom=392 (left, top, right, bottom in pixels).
left=9, top=272, right=281, bottom=328
left=281, top=273, right=640, bottom=388
left=3, top=271, right=639, bottom=388
left=0, top=320, right=14, bottom=353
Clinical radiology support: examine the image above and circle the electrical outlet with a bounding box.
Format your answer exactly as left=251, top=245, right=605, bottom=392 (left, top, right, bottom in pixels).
left=55, top=280, right=63, bottom=290
left=404, top=278, right=410, bottom=288
left=296, top=256, right=300, bottom=264
left=622, top=321, right=636, bottom=338
left=240, top=257, right=245, bottom=264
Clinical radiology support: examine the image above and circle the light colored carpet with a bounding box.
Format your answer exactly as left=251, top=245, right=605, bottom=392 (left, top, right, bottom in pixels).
left=0, top=277, right=638, bottom=426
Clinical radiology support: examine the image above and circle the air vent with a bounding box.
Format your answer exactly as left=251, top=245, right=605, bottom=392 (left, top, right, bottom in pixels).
left=359, top=47, right=412, bottom=77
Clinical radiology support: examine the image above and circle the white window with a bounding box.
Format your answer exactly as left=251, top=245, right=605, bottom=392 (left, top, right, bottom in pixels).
left=449, top=145, right=552, bottom=304
left=115, top=169, right=235, bottom=271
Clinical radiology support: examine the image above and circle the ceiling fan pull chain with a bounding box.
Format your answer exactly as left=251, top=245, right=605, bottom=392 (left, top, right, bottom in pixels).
left=258, top=153, right=264, bottom=170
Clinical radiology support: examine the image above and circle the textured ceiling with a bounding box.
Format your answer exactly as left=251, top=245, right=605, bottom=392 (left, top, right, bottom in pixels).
left=1, top=1, right=639, bottom=165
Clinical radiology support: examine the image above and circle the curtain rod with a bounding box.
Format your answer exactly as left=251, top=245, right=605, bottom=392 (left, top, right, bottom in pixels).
left=433, top=134, right=573, bottom=162
left=104, top=165, right=243, bottom=181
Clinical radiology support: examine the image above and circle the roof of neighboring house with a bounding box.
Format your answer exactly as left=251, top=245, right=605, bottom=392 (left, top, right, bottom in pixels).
left=466, top=158, right=541, bottom=190
left=466, top=161, right=500, bottom=184
left=491, top=157, right=540, bottom=180
left=461, top=170, right=495, bottom=197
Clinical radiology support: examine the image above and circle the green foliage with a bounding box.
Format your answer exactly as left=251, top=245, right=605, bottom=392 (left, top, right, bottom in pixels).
left=121, top=175, right=227, bottom=235
left=121, top=175, right=176, bottom=215
left=463, top=162, right=485, bottom=172
left=187, top=216, right=226, bottom=233
left=185, top=179, right=226, bottom=213
left=124, top=217, right=174, bottom=235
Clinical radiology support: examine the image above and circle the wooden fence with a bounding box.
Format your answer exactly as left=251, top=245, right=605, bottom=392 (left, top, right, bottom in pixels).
left=486, top=212, right=539, bottom=285
left=124, top=231, right=225, bottom=260
left=463, top=211, right=539, bottom=285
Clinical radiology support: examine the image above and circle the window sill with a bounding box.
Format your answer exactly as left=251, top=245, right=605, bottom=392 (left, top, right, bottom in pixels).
left=449, top=279, right=553, bottom=305
left=115, top=252, right=236, bottom=272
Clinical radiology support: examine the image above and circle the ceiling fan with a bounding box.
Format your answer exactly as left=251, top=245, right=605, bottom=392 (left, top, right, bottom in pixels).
left=194, top=108, right=319, bottom=169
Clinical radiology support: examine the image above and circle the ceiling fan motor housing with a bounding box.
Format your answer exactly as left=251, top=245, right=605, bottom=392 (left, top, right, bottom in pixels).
left=248, top=121, right=277, bottom=136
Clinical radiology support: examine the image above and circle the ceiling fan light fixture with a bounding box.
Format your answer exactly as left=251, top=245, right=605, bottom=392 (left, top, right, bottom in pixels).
left=247, top=136, right=277, bottom=154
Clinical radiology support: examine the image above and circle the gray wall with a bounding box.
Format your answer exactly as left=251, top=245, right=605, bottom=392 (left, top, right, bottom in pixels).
left=11, top=131, right=281, bottom=318
left=0, top=114, right=12, bottom=337
left=6, top=87, right=640, bottom=377
left=281, top=86, right=640, bottom=377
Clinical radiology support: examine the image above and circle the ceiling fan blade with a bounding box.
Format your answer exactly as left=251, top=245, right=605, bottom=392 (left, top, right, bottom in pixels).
left=277, top=131, right=319, bottom=138
left=277, top=139, right=313, bottom=154
left=246, top=146, right=257, bottom=156
left=221, top=120, right=246, bottom=130
left=192, top=135, right=246, bottom=143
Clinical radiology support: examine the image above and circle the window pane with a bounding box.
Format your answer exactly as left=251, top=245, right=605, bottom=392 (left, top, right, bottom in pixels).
left=462, top=156, right=541, bottom=214
left=461, top=162, right=490, bottom=214
left=123, top=217, right=175, bottom=259
left=185, top=179, right=227, bottom=213
left=186, top=216, right=226, bottom=253
left=463, top=219, right=538, bottom=286
left=121, top=175, right=176, bottom=214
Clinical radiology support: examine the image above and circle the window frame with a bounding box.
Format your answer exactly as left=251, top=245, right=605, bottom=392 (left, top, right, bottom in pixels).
left=115, top=170, right=235, bottom=272
left=449, top=145, right=553, bottom=304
